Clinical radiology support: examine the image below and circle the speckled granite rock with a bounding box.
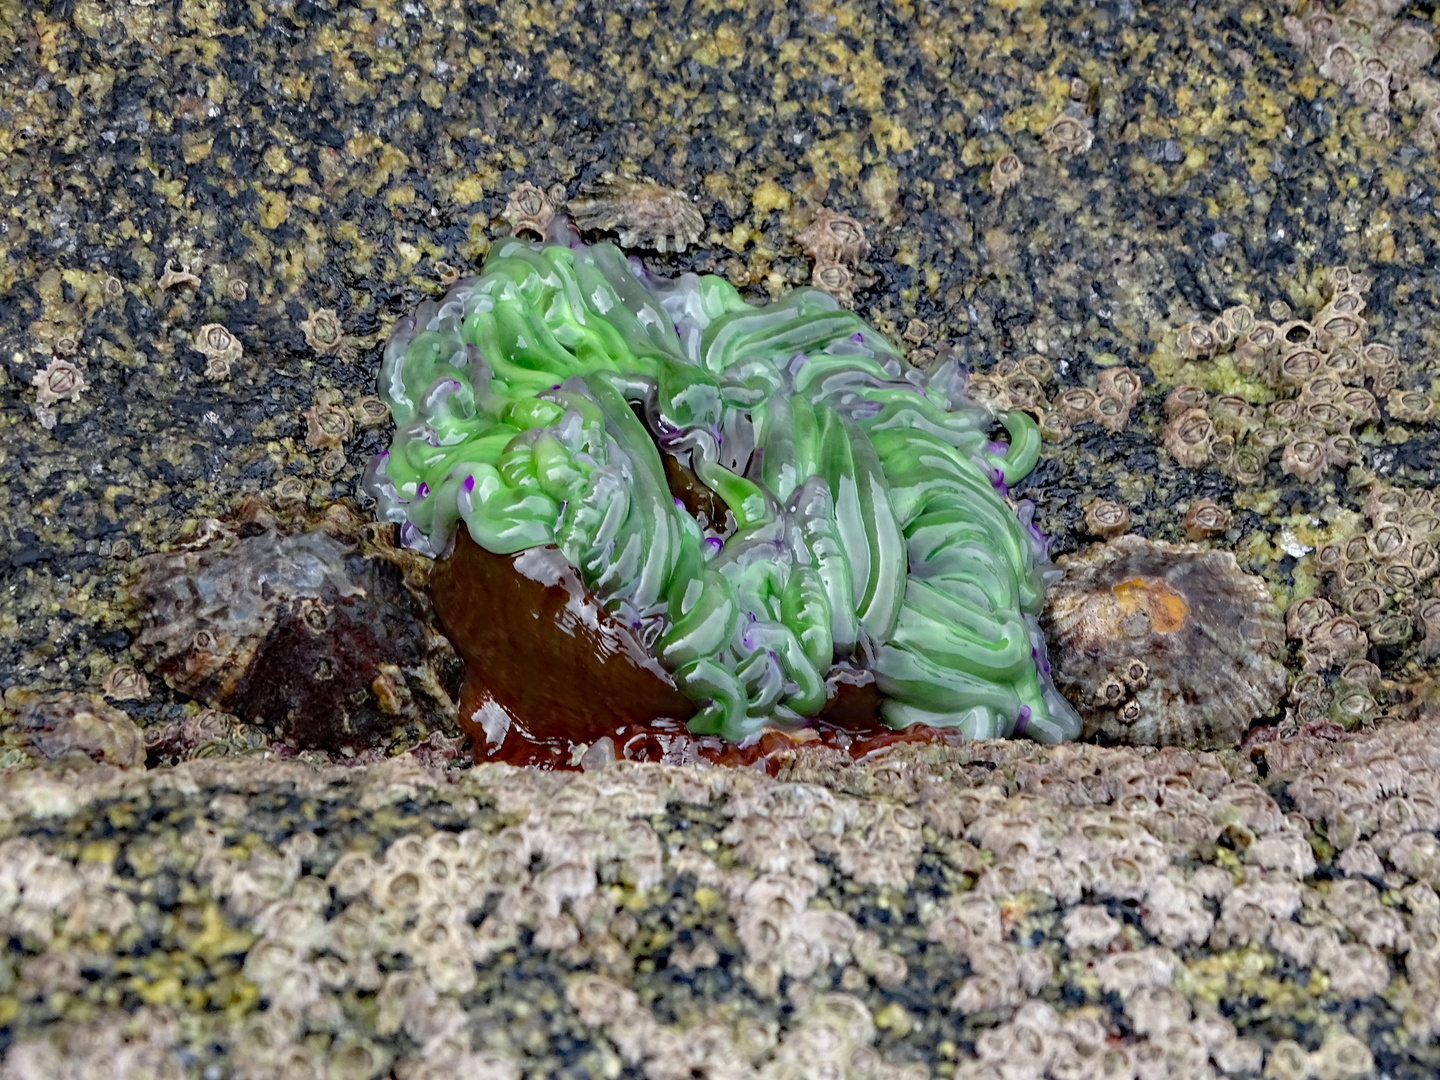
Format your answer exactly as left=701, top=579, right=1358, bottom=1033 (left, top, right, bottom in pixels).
left=0, top=721, right=1439, bottom=1077
left=3, top=0, right=1440, bottom=1072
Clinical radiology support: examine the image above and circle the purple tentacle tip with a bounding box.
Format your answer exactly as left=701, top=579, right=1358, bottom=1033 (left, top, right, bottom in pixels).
left=416, top=482, right=430, bottom=499
left=989, top=441, right=1009, bottom=458
left=463, top=475, right=475, bottom=493
left=1014, top=705, right=1031, bottom=736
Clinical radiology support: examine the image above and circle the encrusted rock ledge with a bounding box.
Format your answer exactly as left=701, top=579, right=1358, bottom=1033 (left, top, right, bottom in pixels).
left=3, top=707, right=1439, bottom=1079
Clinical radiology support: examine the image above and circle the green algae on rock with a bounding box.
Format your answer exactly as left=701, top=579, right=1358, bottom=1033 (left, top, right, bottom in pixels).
left=366, top=227, right=1080, bottom=745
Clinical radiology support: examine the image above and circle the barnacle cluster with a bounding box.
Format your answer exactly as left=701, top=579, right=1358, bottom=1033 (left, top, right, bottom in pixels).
left=367, top=232, right=1079, bottom=746
left=194, top=322, right=242, bottom=381
left=502, top=181, right=564, bottom=240
left=1283, top=0, right=1440, bottom=143
left=1161, top=268, right=1401, bottom=483
left=9, top=716, right=1440, bottom=1073
left=1289, top=483, right=1440, bottom=694
left=304, top=387, right=357, bottom=477
left=798, top=207, right=870, bottom=307
left=974, top=356, right=1145, bottom=443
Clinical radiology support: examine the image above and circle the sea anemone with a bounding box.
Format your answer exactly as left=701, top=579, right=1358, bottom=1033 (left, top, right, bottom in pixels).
left=366, top=233, right=1080, bottom=746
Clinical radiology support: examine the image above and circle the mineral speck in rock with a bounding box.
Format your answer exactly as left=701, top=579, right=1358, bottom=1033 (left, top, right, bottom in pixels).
left=1043, top=534, right=1286, bottom=748
left=130, top=505, right=460, bottom=751
left=2, top=691, right=145, bottom=768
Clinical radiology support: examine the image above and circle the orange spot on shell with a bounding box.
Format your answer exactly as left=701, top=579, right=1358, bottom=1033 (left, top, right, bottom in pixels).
left=1111, top=577, right=1189, bottom=633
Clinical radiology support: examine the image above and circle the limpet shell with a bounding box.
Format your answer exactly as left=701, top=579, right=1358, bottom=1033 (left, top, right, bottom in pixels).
left=1043, top=534, right=1285, bottom=748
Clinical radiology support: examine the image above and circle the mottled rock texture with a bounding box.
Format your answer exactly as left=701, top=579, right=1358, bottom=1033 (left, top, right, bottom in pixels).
left=0, top=724, right=1439, bottom=1076
left=3, top=0, right=1440, bottom=1071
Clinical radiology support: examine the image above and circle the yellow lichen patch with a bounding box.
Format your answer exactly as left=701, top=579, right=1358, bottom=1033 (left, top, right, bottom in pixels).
left=751, top=179, right=790, bottom=215
left=257, top=189, right=289, bottom=229
left=450, top=172, right=488, bottom=204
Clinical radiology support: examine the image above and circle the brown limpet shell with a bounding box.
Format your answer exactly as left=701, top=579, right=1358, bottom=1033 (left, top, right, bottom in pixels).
left=131, top=503, right=460, bottom=751
left=1042, top=534, right=1285, bottom=749
left=568, top=173, right=705, bottom=253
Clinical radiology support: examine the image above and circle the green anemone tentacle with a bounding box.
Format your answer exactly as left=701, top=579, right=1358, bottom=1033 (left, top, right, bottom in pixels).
left=367, top=235, right=1081, bottom=745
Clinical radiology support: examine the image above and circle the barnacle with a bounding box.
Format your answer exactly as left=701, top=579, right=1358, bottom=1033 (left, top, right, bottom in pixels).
left=1388, top=389, right=1437, bottom=423
left=1165, top=385, right=1208, bottom=417
left=31, top=358, right=87, bottom=407
left=811, top=262, right=855, bottom=306
left=990, top=152, right=1024, bottom=193
left=367, top=232, right=1080, bottom=751
left=318, top=448, right=347, bottom=477
left=1041, top=114, right=1093, bottom=155
left=101, top=664, right=150, bottom=702
left=1182, top=498, right=1231, bottom=541
left=1085, top=499, right=1130, bottom=540
left=1162, top=409, right=1214, bottom=468
left=304, top=403, right=354, bottom=450
left=502, top=181, right=556, bottom=239
left=568, top=174, right=705, bottom=253
left=1178, top=321, right=1216, bottom=360
left=902, top=319, right=929, bottom=345
left=797, top=207, right=869, bottom=265
left=195, top=323, right=242, bottom=379
left=159, top=259, right=201, bottom=290
left=1098, top=366, right=1142, bottom=405
left=1281, top=439, right=1327, bottom=483
left=353, top=396, right=391, bottom=427
left=299, top=308, right=345, bottom=354
left=1057, top=386, right=1099, bottom=422
left=1038, top=411, right=1071, bottom=441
